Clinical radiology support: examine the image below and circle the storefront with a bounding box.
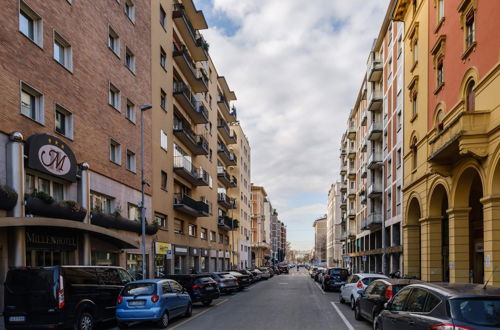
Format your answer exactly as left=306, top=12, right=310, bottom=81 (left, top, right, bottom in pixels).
left=189, top=247, right=200, bottom=272
left=224, top=250, right=230, bottom=271
left=217, top=250, right=224, bottom=271
left=154, top=242, right=172, bottom=277
left=201, top=248, right=209, bottom=272
left=210, top=249, right=217, bottom=271
left=25, top=228, right=78, bottom=266
left=174, top=245, right=188, bottom=274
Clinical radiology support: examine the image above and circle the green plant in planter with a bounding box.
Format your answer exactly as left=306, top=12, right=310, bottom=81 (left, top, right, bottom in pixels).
left=91, top=204, right=102, bottom=214
left=112, top=202, right=122, bottom=217
left=0, top=185, right=17, bottom=199
left=29, top=191, right=54, bottom=204
left=58, top=200, right=87, bottom=214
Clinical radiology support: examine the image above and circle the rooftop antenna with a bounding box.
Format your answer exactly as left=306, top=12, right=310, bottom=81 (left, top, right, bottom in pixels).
left=483, top=266, right=498, bottom=289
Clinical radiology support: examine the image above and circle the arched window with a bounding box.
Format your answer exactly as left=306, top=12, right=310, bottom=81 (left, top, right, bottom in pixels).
left=436, top=110, right=444, bottom=131
left=466, top=80, right=475, bottom=111
left=411, top=137, right=418, bottom=170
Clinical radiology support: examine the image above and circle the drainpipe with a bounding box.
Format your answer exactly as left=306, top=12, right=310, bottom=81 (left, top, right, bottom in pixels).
left=7, top=132, right=25, bottom=267
left=79, top=162, right=91, bottom=265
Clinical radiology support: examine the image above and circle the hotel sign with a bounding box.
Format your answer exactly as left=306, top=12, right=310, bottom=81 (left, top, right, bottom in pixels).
left=26, top=134, right=77, bottom=182
left=26, top=230, right=77, bottom=250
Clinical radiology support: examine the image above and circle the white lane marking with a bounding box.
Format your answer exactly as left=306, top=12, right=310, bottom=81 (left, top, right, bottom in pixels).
left=279, top=283, right=288, bottom=285
left=330, top=301, right=355, bottom=330
left=314, top=281, right=326, bottom=295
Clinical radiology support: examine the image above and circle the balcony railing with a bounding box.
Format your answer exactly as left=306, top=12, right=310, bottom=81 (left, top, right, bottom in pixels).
left=173, top=156, right=209, bottom=186
left=217, top=142, right=237, bottom=166
left=217, top=118, right=237, bottom=145
left=366, top=213, right=382, bottom=228
left=348, top=166, right=356, bottom=178
left=218, top=216, right=238, bottom=231
left=172, top=4, right=208, bottom=62
left=173, top=193, right=209, bottom=217
left=173, top=117, right=209, bottom=155
left=348, top=184, right=356, bottom=198
left=218, top=192, right=236, bottom=209
left=367, top=181, right=382, bottom=198
left=367, top=151, right=383, bottom=169
left=367, top=87, right=383, bottom=112
left=173, top=44, right=208, bottom=93
left=217, top=95, right=237, bottom=121
left=367, top=54, right=383, bottom=82
left=217, top=166, right=235, bottom=187
left=368, top=121, right=383, bottom=141
left=347, top=124, right=356, bottom=140
left=173, top=81, right=209, bottom=124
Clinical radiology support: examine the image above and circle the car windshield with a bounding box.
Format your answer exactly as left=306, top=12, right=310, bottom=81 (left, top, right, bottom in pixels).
left=122, top=283, right=156, bottom=296
left=450, top=298, right=500, bottom=327
left=194, top=277, right=214, bottom=285
left=329, top=269, right=348, bottom=279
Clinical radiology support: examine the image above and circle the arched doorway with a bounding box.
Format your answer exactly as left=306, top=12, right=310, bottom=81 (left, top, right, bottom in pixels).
left=405, top=197, right=421, bottom=278
left=454, top=167, right=484, bottom=284
left=429, top=184, right=449, bottom=282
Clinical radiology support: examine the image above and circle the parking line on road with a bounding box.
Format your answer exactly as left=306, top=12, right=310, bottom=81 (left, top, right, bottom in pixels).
left=314, top=282, right=326, bottom=295
left=330, top=302, right=355, bottom=330
left=169, top=299, right=228, bottom=329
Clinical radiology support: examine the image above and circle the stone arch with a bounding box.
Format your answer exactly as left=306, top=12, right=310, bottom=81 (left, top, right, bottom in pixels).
left=428, top=180, right=450, bottom=217
left=489, top=143, right=500, bottom=196
left=404, top=195, right=422, bottom=278
left=451, top=161, right=486, bottom=208
left=458, top=67, right=479, bottom=101
left=433, top=102, right=446, bottom=131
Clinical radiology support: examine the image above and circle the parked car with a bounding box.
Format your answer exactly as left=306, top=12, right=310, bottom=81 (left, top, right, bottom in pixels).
left=354, top=278, right=421, bottom=324
left=375, top=282, right=500, bottom=330
left=163, top=274, right=220, bottom=306
left=340, top=273, right=389, bottom=309
left=228, top=271, right=251, bottom=290
left=250, top=269, right=263, bottom=281
left=116, top=279, right=191, bottom=328
left=237, top=269, right=256, bottom=283
left=314, top=267, right=326, bottom=282
left=279, top=265, right=289, bottom=274
left=270, top=265, right=280, bottom=275
left=3, top=266, right=133, bottom=330
left=309, top=267, right=318, bottom=278
left=321, top=268, right=349, bottom=291
left=209, top=273, right=239, bottom=293
left=258, top=267, right=272, bottom=280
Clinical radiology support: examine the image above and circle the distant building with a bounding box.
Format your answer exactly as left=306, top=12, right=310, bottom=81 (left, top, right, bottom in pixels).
left=312, top=216, right=327, bottom=265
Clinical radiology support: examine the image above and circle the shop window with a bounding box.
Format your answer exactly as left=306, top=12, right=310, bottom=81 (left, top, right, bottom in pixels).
left=127, top=203, right=140, bottom=221
left=91, top=251, right=119, bottom=266
left=19, top=1, right=43, bottom=47
left=21, top=82, right=44, bottom=123
left=55, top=105, right=73, bottom=139
left=127, top=253, right=147, bottom=280
left=174, top=219, right=184, bottom=234
left=154, top=213, right=167, bottom=228
left=54, top=32, right=72, bottom=71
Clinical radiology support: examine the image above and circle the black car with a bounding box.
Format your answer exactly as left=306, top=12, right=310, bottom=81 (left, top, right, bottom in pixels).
left=237, top=269, right=256, bottom=283
left=375, top=282, right=500, bottom=330
left=321, top=268, right=349, bottom=291
left=164, top=274, right=220, bottom=306
left=228, top=271, right=251, bottom=290
left=3, top=266, right=133, bottom=330
left=354, top=279, right=421, bottom=323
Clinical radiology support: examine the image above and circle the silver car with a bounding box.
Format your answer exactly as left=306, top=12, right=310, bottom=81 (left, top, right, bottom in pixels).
left=210, top=272, right=239, bottom=294
left=339, top=273, right=388, bottom=309
left=257, top=268, right=271, bottom=280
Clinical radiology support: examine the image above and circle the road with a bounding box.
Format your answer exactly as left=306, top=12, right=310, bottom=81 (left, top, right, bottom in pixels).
left=109, top=269, right=372, bottom=330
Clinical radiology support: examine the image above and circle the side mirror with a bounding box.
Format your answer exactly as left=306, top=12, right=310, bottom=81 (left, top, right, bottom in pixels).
left=384, top=302, right=391, bottom=310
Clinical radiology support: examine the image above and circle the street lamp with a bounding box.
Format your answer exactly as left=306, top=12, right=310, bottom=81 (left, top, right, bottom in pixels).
left=140, top=104, right=152, bottom=280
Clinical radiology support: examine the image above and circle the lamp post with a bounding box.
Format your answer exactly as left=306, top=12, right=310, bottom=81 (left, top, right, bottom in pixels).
left=140, top=104, right=152, bottom=280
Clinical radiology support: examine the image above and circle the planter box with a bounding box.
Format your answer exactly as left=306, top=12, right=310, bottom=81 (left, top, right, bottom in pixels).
left=0, top=186, right=18, bottom=211
left=25, top=197, right=86, bottom=221
left=91, top=212, right=159, bottom=235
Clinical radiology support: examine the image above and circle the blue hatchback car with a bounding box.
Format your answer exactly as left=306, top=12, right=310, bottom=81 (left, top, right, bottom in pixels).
left=116, top=279, right=192, bottom=328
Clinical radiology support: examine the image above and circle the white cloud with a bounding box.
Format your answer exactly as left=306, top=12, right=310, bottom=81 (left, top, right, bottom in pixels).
left=196, top=0, right=387, bottom=249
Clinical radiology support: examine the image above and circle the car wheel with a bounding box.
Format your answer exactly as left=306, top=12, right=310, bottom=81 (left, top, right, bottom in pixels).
left=74, top=311, right=94, bottom=330
left=339, top=293, right=345, bottom=304
left=350, top=296, right=355, bottom=310
left=374, top=320, right=382, bottom=330
left=354, top=302, right=363, bottom=321
left=184, top=303, right=192, bottom=317
left=158, top=311, right=169, bottom=328
left=202, top=299, right=212, bottom=306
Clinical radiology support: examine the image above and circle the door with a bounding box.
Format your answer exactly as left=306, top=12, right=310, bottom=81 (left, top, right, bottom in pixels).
left=343, top=275, right=359, bottom=300
left=363, top=281, right=386, bottom=321
left=161, top=282, right=178, bottom=316
left=382, top=288, right=412, bottom=330
left=169, top=281, right=186, bottom=317
left=359, top=281, right=377, bottom=319
left=404, top=288, right=429, bottom=328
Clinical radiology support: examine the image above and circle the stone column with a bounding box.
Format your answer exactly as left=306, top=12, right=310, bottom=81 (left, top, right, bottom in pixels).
left=6, top=132, right=25, bottom=267
left=420, top=217, right=443, bottom=282
left=447, top=208, right=471, bottom=283
left=403, top=223, right=421, bottom=278
left=480, top=196, right=500, bottom=286
left=78, top=163, right=91, bottom=265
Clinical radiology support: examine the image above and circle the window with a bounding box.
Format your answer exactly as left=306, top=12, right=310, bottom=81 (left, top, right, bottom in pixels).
left=128, top=203, right=140, bottom=221
left=126, top=99, right=136, bottom=123
left=160, top=171, right=168, bottom=190
left=436, top=56, right=444, bottom=88
left=109, top=83, right=120, bottom=110
left=55, top=105, right=73, bottom=139
left=154, top=213, right=167, bottom=228
left=465, top=8, right=475, bottom=48
left=125, top=0, right=135, bottom=22
left=126, top=150, right=136, bottom=172
left=125, top=47, right=135, bottom=72
left=90, top=191, right=113, bottom=214
left=174, top=219, right=184, bottom=234
left=188, top=224, right=197, bottom=237
left=390, top=288, right=411, bottom=311
left=160, top=47, right=166, bottom=69
left=159, top=5, right=166, bottom=29
left=25, top=173, right=65, bottom=202
left=412, top=39, right=418, bottom=65
left=109, top=139, right=121, bottom=164
left=19, top=2, right=42, bottom=46
left=201, top=228, right=207, bottom=240
left=396, top=149, right=402, bottom=168
left=20, top=83, right=44, bottom=123
left=108, top=26, right=120, bottom=56
left=396, top=186, right=402, bottom=215
left=397, top=111, right=402, bottom=131
left=218, top=233, right=223, bottom=244
left=210, top=231, right=216, bottom=241
left=411, top=91, right=418, bottom=118
left=411, top=137, right=418, bottom=170
left=406, top=288, right=429, bottom=312
left=436, top=110, right=444, bottom=130
left=466, top=80, right=475, bottom=112
left=160, top=129, right=168, bottom=151
left=160, top=89, right=166, bottom=110
left=53, top=32, right=72, bottom=71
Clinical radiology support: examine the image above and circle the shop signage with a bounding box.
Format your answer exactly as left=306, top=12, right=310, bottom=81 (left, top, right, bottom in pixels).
left=189, top=247, right=200, bottom=256
left=201, top=248, right=209, bottom=257
left=155, top=242, right=171, bottom=255
left=225, top=251, right=230, bottom=258
left=25, top=134, right=78, bottom=182
left=26, top=230, right=77, bottom=250
left=174, top=245, right=188, bottom=255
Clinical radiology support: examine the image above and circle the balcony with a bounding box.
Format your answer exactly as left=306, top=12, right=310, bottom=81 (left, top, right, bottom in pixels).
left=217, top=166, right=237, bottom=188
left=367, top=181, right=382, bottom=198
left=367, top=121, right=383, bottom=141
left=361, top=137, right=367, bottom=152
left=367, top=55, right=383, bottom=82
left=348, top=208, right=356, bottom=219
left=348, top=185, right=356, bottom=198
left=360, top=190, right=367, bottom=204
left=340, top=162, right=347, bottom=176
left=340, top=180, right=347, bottom=193
left=367, top=151, right=383, bottom=169
left=218, top=216, right=238, bottom=231
left=347, top=125, right=356, bottom=140
left=366, top=213, right=382, bottom=229
left=361, top=111, right=367, bottom=126
left=218, top=142, right=237, bottom=166
left=348, top=166, right=356, bottom=179
left=173, top=45, right=208, bottom=93
left=172, top=4, right=208, bottom=62
left=348, top=145, right=356, bottom=159
left=217, top=118, right=237, bottom=145
left=217, top=95, right=237, bottom=122
left=218, top=192, right=236, bottom=209
left=340, top=195, right=347, bottom=209
left=367, top=88, right=383, bottom=112
left=173, top=193, right=209, bottom=217
left=173, top=156, right=209, bottom=186
left=173, top=82, right=209, bottom=124
left=173, top=118, right=208, bottom=155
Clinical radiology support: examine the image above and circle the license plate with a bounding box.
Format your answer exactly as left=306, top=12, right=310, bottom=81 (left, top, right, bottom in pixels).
left=128, top=300, right=145, bottom=306
left=9, top=316, right=26, bottom=322
left=205, top=287, right=214, bottom=291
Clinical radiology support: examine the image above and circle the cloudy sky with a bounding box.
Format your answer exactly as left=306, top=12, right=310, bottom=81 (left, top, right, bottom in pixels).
left=195, top=0, right=388, bottom=250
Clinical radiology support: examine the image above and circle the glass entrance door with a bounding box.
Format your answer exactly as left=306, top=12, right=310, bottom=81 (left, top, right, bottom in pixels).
left=26, top=249, right=71, bottom=266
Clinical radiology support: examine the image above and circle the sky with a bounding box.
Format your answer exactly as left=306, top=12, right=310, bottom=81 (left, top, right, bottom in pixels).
left=194, top=0, right=388, bottom=250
